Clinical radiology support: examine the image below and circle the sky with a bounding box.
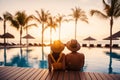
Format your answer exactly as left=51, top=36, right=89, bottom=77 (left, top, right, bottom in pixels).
left=0, top=0, right=120, bottom=43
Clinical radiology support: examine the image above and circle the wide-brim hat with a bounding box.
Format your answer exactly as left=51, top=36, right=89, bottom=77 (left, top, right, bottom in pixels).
left=51, top=40, right=65, bottom=53
left=66, top=39, right=81, bottom=52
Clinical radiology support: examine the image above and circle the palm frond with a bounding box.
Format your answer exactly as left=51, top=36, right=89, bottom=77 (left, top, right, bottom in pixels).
left=113, top=0, right=120, bottom=17
left=15, top=11, right=27, bottom=26
left=35, top=10, right=41, bottom=22
left=0, top=17, right=3, bottom=21
left=10, top=19, right=19, bottom=30
left=24, top=24, right=37, bottom=29
left=102, top=0, right=111, bottom=15
left=25, top=15, right=34, bottom=24
left=3, top=12, right=12, bottom=20
left=90, top=10, right=108, bottom=19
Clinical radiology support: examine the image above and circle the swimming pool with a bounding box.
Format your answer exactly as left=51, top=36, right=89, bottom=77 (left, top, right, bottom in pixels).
left=0, top=46, right=120, bottom=74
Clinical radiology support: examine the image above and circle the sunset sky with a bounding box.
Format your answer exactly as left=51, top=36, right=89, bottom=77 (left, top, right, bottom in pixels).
left=0, top=0, right=120, bottom=43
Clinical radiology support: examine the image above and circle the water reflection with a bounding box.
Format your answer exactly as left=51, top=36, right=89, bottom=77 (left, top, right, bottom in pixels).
left=105, top=51, right=120, bottom=74
left=106, top=52, right=120, bottom=61
left=4, top=48, right=7, bottom=66
left=1, top=47, right=120, bottom=74
left=39, top=60, right=48, bottom=68
left=11, top=54, right=30, bottom=67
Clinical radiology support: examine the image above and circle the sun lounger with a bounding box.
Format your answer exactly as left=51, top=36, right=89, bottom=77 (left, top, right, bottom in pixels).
left=105, top=44, right=110, bottom=47
left=89, top=44, right=94, bottom=47
left=82, top=44, right=87, bottom=47
left=96, top=44, right=102, bottom=47
left=112, top=44, right=119, bottom=48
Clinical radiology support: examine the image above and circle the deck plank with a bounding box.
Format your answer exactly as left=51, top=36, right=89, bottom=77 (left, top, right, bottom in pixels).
left=40, top=70, right=49, bottom=80
left=63, top=71, right=69, bottom=80
left=0, top=67, right=21, bottom=79
left=109, top=74, right=120, bottom=80
left=28, top=69, right=42, bottom=80
left=114, top=74, right=120, bottom=80
left=74, top=71, right=80, bottom=80
left=103, top=73, right=114, bottom=80
left=0, top=66, right=120, bottom=80
left=22, top=68, right=39, bottom=80
left=69, top=71, right=75, bottom=80
left=93, top=72, right=104, bottom=80
left=8, top=67, right=30, bottom=80
left=2, top=67, right=23, bottom=80
left=16, top=68, right=35, bottom=80
left=84, top=72, right=92, bottom=80
left=88, top=72, right=98, bottom=80
left=52, top=71, right=59, bottom=80
left=33, top=69, right=46, bottom=80
left=79, top=72, right=86, bottom=80
left=57, top=71, right=64, bottom=80
left=45, top=71, right=54, bottom=80
left=0, top=66, right=10, bottom=72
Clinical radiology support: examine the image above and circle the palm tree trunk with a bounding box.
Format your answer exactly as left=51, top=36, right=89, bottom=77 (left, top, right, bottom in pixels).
left=26, top=27, right=28, bottom=47
left=109, top=16, right=113, bottom=74
left=3, top=20, right=6, bottom=48
left=20, top=26, right=23, bottom=56
left=42, top=24, right=44, bottom=60
left=50, top=27, right=52, bottom=45
left=75, top=19, right=77, bottom=39
left=110, top=16, right=113, bottom=53
left=59, top=22, right=61, bottom=41
left=20, top=26, right=22, bottom=47
left=3, top=20, right=7, bottom=66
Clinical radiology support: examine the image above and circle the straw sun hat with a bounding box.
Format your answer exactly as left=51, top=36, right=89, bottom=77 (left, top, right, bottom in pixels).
left=66, top=39, right=81, bottom=52
left=51, top=40, right=65, bottom=53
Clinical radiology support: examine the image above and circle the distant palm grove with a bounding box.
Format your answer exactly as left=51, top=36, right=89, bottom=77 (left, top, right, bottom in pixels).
left=0, top=0, right=120, bottom=59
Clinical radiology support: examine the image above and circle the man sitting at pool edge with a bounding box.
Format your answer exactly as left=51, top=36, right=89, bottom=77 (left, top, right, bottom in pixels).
left=65, top=39, right=85, bottom=71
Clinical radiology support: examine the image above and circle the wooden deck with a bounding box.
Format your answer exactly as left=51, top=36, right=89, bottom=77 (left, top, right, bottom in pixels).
left=0, top=66, right=120, bottom=80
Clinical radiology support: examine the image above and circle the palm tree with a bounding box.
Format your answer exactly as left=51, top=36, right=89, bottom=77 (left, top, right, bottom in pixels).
left=45, top=16, right=58, bottom=45
left=23, top=23, right=37, bottom=47
left=0, top=12, right=12, bottom=47
left=0, top=12, right=12, bottom=65
left=10, top=11, right=34, bottom=47
left=33, top=9, right=50, bottom=60
left=90, top=0, right=120, bottom=53
left=55, top=14, right=66, bottom=41
left=70, top=7, right=88, bottom=39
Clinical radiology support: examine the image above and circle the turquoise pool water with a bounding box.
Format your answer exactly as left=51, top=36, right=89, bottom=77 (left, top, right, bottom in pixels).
left=0, top=46, right=120, bottom=74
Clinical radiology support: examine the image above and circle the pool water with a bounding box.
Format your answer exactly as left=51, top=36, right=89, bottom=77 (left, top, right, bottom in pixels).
left=0, top=46, right=120, bottom=74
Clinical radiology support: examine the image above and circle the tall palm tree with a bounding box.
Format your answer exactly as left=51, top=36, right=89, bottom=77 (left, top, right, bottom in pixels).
left=23, top=23, right=37, bottom=47
left=10, top=11, right=34, bottom=47
left=0, top=12, right=12, bottom=65
left=70, top=7, right=88, bottom=39
left=45, top=16, right=58, bottom=45
left=33, top=9, right=50, bottom=60
left=90, top=0, right=120, bottom=53
left=0, top=12, right=12, bottom=47
left=55, top=14, right=66, bottom=41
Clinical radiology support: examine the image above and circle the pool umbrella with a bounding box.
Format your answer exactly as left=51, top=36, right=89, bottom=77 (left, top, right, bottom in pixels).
left=111, top=31, right=120, bottom=38
left=103, top=37, right=119, bottom=40
left=0, top=32, right=15, bottom=45
left=83, top=36, right=96, bottom=45
left=84, top=36, right=96, bottom=40
left=1, top=32, right=15, bottom=38
left=22, top=34, right=35, bottom=47
left=23, top=34, right=35, bottom=39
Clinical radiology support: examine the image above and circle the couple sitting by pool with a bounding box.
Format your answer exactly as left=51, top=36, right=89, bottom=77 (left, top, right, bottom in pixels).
left=48, top=39, right=85, bottom=71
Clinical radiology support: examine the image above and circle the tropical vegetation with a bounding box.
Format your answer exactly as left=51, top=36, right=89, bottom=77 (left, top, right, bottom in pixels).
left=90, top=0, right=120, bottom=53
left=32, top=9, right=50, bottom=60
left=69, top=7, right=88, bottom=39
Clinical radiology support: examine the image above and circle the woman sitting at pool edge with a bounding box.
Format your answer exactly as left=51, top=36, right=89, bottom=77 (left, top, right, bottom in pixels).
left=48, top=40, right=65, bottom=71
